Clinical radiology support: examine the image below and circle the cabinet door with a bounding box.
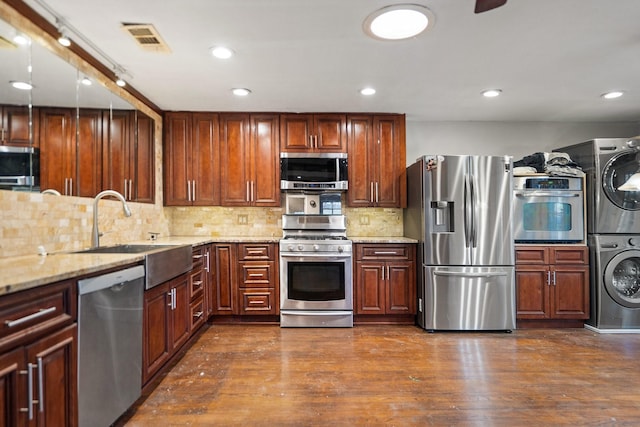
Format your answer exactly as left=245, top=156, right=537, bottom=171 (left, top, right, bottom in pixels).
left=202, top=245, right=214, bottom=317
left=375, top=115, right=405, bottom=207
left=76, top=109, right=103, bottom=198
left=133, top=112, right=155, bottom=203
left=39, top=109, right=75, bottom=195
left=191, top=112, right=219, bottom=205
left=279, top=114, right=313, bottom=152
left=0, top=348, right=25, bottom=427
left=355, top=262, right=385, bottom=314
left=2, top=105, right=34, bottom=147
left=515, top=266, right=549, bottom=318
left=550, top=266, right=590, bottom=319
left=170, top=274, right=191, bottom=349
left=102, top=110, right=132, bottom=197
left=220, top=113, right=251, bottom=206
left=347, top=115, right=375, bottom=207
left=164, top=112, right=192, bottom=206
left=314, top=114, right=346, bottom=152
left=212, top=244, right=238, bottom=314
left=143, top=283, right=171, bottom=384
left=26, top=324, right=77, bottom=427
left=386, top=261, right=415, bottom=314
left=251, top=114, right=280, bottom=206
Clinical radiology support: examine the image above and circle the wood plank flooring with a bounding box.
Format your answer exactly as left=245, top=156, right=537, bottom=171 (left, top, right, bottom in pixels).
left=122, top=325, right=640, bottom=426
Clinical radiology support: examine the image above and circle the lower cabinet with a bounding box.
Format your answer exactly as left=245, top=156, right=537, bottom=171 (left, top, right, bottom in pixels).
left=211, top=242, right=279, bottom=316
left=190, top=244, right=210, bottom=329
left=0, top=280, right=77, bottom=427
left=515, top=245, right=590, bottom=326
left=142, top=272, right=190, bottom=385
left=354, top=243, right=416, bottom=322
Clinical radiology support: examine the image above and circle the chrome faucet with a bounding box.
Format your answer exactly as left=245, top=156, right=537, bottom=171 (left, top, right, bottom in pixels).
left=92, top=190, right=132, bottom=248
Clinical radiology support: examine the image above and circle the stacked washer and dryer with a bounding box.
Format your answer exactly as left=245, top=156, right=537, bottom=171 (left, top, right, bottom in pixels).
left=559, top=138, right=640, bottom=332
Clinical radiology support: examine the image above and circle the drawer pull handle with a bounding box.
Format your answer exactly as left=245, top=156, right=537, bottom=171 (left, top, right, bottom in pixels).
left=249, top=273, right=263, bottom=277
left=5, top=307, right=56, bottom=328
left=373, top=251, right=399, bottom=255
left=193, top=254, right=204, bottom=259
left=194, top=311, right=204, bottom=318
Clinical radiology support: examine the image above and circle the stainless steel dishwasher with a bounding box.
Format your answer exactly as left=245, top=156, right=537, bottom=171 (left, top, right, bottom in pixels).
left=77, top=264, right=145, bottom=427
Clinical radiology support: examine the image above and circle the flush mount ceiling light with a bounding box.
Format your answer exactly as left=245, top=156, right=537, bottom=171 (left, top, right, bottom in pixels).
left=360, top=87, right=376, bottom=96
left=10, top=81, right=33, bottom=90
left=602, top=91, right=624, bottom=99
left=81, top=76, right=92, bottom=86
left=211, top=46, right=234, bottom=59
left=232, top=88, right=251, bottom=96
left=363, top=4, right=435, bottom=41
left=482, top=89, right=502, bottom=98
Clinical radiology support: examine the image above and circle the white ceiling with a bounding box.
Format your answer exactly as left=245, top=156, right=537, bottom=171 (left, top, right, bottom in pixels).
left=17, top=0, right=640, bottom=122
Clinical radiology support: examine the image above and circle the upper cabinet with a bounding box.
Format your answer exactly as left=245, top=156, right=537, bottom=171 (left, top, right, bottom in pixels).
left=0, top=105, right=35, bottom=147
left=219, top=113, right=280, bottom=207
left=280, top=113, right=347, bottom=153
left=39, top=108, right=76, bottom=196
left=347, top=114, right=406, bottom=208
left=164, top=112, right=220, bottom=206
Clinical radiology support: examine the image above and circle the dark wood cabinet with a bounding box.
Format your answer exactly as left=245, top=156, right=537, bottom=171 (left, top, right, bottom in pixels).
left=76, top=109, right=103, bottom=198
left=39, top=108, right=76, bottom=196
left=515, top=245, right=590, bottom=325
left=133, top=112, right=156, bottom=203
left=280, top=113, right=346, bottom=153
left=0, top=105, right=36, bottom=147
left=354, top=244, right=416, bottom=319
left=219, top=113, right=280, bottom=206
left=190, top=245, right=210, bottom=330
left=142, top=272, right=190, bottom=385
left=164, top=112, right=220, bottom=206
left=347, top=114, right=406, bottom=207
left=237, top=243, right=279, bottom=315
left=0, top=280, right=78, bottom=427
left=211, top=243, right=238, bottom=315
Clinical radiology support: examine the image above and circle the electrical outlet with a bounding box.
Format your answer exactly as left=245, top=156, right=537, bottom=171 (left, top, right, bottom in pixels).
left=359, top=215, right=370, bottom=225
left=237, top=214, right=248, bottom=224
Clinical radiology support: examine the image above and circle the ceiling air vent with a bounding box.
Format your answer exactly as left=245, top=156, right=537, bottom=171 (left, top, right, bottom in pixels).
left=121, top=23, right=171, bottom=53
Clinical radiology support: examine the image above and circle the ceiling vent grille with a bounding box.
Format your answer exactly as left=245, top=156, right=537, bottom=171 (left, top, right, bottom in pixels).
left=121, top=23, right=171, bottom=53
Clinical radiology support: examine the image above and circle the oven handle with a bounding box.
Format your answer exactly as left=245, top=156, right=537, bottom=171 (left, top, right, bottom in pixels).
left=280, top=253, right=352, bottom=260
left=514, top=192, right=582, bottom=197
left=281, top=310, right=352, bottom=316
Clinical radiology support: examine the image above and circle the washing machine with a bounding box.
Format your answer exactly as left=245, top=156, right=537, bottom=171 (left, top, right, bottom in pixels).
left=557, top=138, right=640, bottom=234
left=588, top=234, right=640, bottom=330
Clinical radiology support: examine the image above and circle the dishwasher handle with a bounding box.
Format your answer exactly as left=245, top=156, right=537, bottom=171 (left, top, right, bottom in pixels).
left=78, top=265, right=145, bottom=295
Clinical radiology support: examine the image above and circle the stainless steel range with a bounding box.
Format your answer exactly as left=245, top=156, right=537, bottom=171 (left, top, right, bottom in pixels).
left=280, top=214, right=353, bottom=327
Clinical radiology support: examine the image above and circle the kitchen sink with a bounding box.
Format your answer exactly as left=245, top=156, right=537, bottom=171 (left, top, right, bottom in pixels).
left=75, top=244, right=193, bottom=289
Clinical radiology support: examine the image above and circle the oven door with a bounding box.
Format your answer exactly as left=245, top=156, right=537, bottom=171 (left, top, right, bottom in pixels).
left=280, top=252, right=353, bottom=311
left=513, top=191, right=584, bottom=243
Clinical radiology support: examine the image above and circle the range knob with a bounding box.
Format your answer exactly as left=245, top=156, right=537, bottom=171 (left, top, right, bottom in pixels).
left=297, top=245, right=304, bottom=251
left=337, top=246, right=344, bottom=253
left=313, top=244, right=320, bottom=251
left=288, top=244, right=295, bottom=251
left=630, top=238, right=640, bottom=247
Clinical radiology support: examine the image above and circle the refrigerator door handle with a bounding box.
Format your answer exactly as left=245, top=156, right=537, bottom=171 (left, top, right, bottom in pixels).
left=464, top=173, right=472, bottom=248
left=470, top=174, right=478, bottom=248
left=433, top=271, right=508, bottom=278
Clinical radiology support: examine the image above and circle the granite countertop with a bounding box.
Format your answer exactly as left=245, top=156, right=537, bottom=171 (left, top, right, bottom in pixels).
left=0, top=235, right=413, bottom=297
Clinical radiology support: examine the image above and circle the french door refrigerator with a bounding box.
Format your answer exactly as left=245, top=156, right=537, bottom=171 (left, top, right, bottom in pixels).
left=404, top=155, right=515, bottom=331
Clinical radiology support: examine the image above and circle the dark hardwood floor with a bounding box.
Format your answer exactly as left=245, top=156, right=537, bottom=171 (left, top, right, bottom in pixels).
left=122, top=324, right=640, bottom=426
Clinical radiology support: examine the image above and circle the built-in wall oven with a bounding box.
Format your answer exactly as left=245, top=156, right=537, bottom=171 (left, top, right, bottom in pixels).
left=280, top=214, right=353, bottom=327
left=513, top=176, right=585, bottom=243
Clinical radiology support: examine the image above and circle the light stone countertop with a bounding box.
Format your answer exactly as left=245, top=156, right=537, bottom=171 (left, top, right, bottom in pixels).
left=1, top=235, right=413, bottom=297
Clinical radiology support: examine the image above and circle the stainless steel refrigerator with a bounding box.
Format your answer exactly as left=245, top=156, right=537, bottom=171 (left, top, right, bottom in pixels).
left=404, top=155, right=515, bottom=331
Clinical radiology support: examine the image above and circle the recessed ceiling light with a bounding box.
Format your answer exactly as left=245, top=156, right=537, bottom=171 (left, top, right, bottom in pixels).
left=364, top=4, right=435, bottom=41
left=482, top=89, right=502, bottom=98
left=81, top=77, right=92, bottom=86
left=232, top=88, right=251, bottom=96
left=360, top=87, right=376, bottom=96
left=10, top=81, right=33, bottom=90
left=602, top=91, right=623, bottom=99
left=211, top=46, right=234, bottom=59
left=12, top=33, right=29, bottom=45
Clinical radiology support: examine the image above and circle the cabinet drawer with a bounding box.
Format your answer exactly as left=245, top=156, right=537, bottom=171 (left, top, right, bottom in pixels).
left=192, top=246, right=206, bottom=268
left=356, top=244, right=414, bottom=261
left=239, top=262, right=274, bottom=288
left=550, top=247, right=588, bottom=265
left=190, top=268, right=205, bottom=300
left=190, top=296, right=206, bottom=331
left=239, top=289, right=277, bottom=314
left=238, top=243, right=273, bottom=260
left=515, top=247, right=549, bottom=265
left=0, top=280, right=76, bottom=351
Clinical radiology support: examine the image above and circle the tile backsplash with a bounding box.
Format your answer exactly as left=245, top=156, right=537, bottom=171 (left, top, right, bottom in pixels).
left=1, top=191, right=404, bottom=258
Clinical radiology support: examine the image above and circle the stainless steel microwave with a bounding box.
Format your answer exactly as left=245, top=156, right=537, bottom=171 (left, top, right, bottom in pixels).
left=280, top=152, right=348, bottom=191
left=513, top=176, right=584, bottom=243
left=0, top=146, right=39, bottom=189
